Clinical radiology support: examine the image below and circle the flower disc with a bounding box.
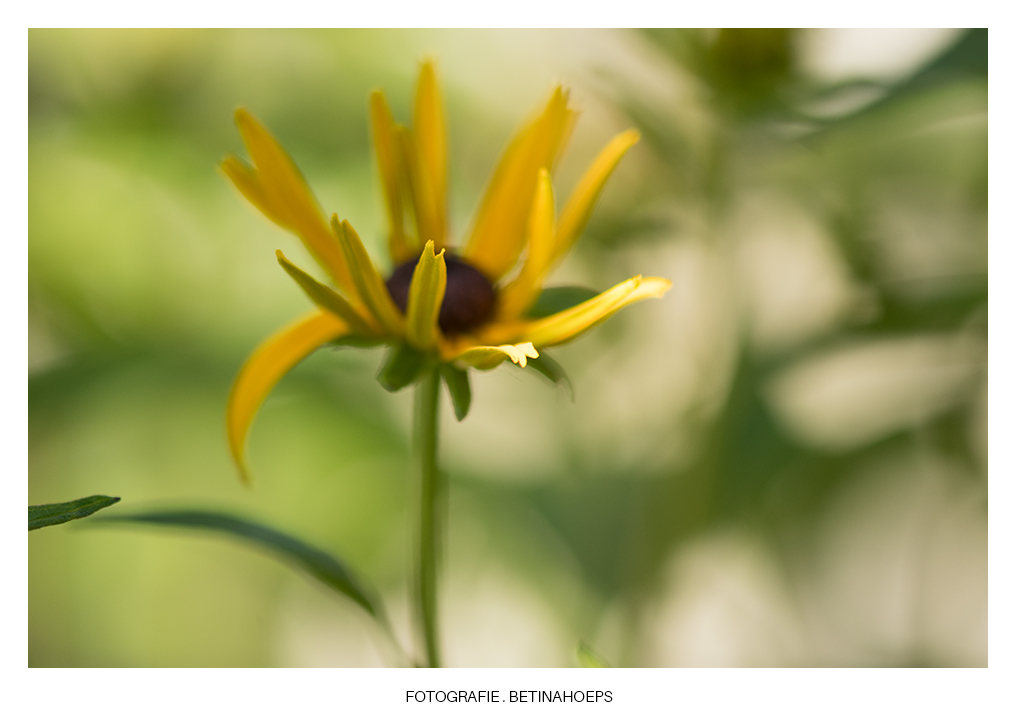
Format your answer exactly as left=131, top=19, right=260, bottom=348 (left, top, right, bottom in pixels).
left=387, top=254, right=496, bottom=335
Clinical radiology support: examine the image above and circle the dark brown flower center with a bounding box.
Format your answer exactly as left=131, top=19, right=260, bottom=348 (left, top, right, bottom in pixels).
left=386, top=254, right=496, bottom=335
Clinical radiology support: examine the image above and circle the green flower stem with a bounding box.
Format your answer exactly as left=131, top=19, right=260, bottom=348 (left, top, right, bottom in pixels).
left=414, top=365, right=443, bottom=667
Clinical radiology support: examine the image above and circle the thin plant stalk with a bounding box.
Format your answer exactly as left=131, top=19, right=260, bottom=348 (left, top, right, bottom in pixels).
left=413, top=366, right=442, bottom=667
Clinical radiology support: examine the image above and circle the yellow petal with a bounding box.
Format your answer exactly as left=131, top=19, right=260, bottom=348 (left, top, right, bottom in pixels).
left=412, top=60, right=447, bottom=249
left=462, top=87, right=574, bottom=281
left=480, top=275, right=671, bottom=348
left=369, top=91, right=415, bottom=263
left=397, top=125, right=443, bottom=253
left=227, top=311, right=349, bottom=482
left=332, top=216, right=405, bottom=337
left=221, top=156, right=284, bottom=228
left=453, top=342, right=539, bottom=370
left=495, top=168, right=556, bottom=321
left=554, top=129, right=640, bottom=263
left=275, top=250, right=379, bottom=336
left=405, top=241, right=447, bottom=350
left=231, top=108, right=356, bottom=296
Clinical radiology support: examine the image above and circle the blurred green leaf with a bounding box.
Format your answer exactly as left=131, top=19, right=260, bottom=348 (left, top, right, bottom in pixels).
left=92, top=509, right=384, bottom=621
left=526, top=286, right=599, bottom=319
left=582, top=213, right=677, bottom=251
left=641, top=28, right=797, bottom=118
left=331, top=334, right=388, bottom=348
left=526, top=350, right=574, bottom=401
left=29, top=495, right=120, bottom=530
left=440, top=364, right=471, bottom=421
left=708, top=28, right=795, bottom=111
left=875, top=28, right=986, bottom=102
left=576, top=641, right=609, bottom=667
left=807, top=28, right=988, bottom=133
left=377, top=343, right=426, bottom=392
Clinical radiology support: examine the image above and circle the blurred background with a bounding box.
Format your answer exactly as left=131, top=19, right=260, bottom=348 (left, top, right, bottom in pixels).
left=28, top=29, right=987, bottom=667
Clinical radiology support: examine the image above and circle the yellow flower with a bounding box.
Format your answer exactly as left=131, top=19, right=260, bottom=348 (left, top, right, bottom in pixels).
left=222, top=61, right=670, bottom=480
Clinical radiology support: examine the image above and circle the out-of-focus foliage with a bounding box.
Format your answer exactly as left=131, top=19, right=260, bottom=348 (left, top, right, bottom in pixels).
left=578, top=28, right=986, bottom=666
left=29, top=29, right=986, bottom=667
left=92, top=510, right=388, bottom=623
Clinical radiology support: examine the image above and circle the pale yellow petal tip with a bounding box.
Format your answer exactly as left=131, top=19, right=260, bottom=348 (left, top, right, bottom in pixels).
left=452, top=342, right=539, bottom=371
left=639, top=276, right=672, bottom=298
left=499, top=342, right=539, bottom=368
left=513, top=342, right=539, bottom=368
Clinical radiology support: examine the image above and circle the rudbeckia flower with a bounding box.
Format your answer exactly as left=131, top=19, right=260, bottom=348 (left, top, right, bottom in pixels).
left=222, top=61, right=670, bottom=480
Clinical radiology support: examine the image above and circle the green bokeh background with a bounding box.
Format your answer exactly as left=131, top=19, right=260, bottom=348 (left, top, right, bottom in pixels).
left=29, top=29, right=987, bottom=666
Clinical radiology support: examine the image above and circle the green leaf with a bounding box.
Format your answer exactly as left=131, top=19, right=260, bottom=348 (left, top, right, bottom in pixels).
left=440, top=364, right=472, bottom=421
left=92, top=510, right=383, bottom=621
left=377, top=343, right=427, bottom=392
left=29, top=495, right=120, bottom=531
left=526, top=350, right=574, bottom=401
left=526, top=286, right=599, bottom=319
left=576, top=641, right=610, bottom=668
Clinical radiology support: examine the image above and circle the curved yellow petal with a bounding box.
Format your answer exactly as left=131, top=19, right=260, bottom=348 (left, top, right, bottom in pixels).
left=275, top=250, right=379, bottom=336
left=496, top=168, right=556, bottom=321
left=230, top=108, right=356, bottom=296
left=332, top=217, right=405, bottom=337
left=553, top=129, right=640, bottom=264
left=227, top=311, right=349, bottom=482
left=453, top=342, right=539, bottom=371
left=405, top=241, right=447, bottom=351
left=462, top=87, right=575, bottom=282
left=369, top=91, right=415, bottom=263
left=479, top=275, right=671, bottom=348
left=412, top=60, right=447, bottom=249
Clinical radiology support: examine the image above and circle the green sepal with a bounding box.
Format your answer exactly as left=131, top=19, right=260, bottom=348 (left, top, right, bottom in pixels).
left=378, top=343, right=428, bottom=392
left=29, top=495, right=120, bottom=531
left=576, top=641, right=610, bottom=668
left=526, top=286, right=599, bottom=319
left=276, top=250, right=375, bottom=335
left=526, top=349, right=574, bottom=401
left=90, top=509, right=385, bottom=622
left=440, top=364, right=472, bottom=421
